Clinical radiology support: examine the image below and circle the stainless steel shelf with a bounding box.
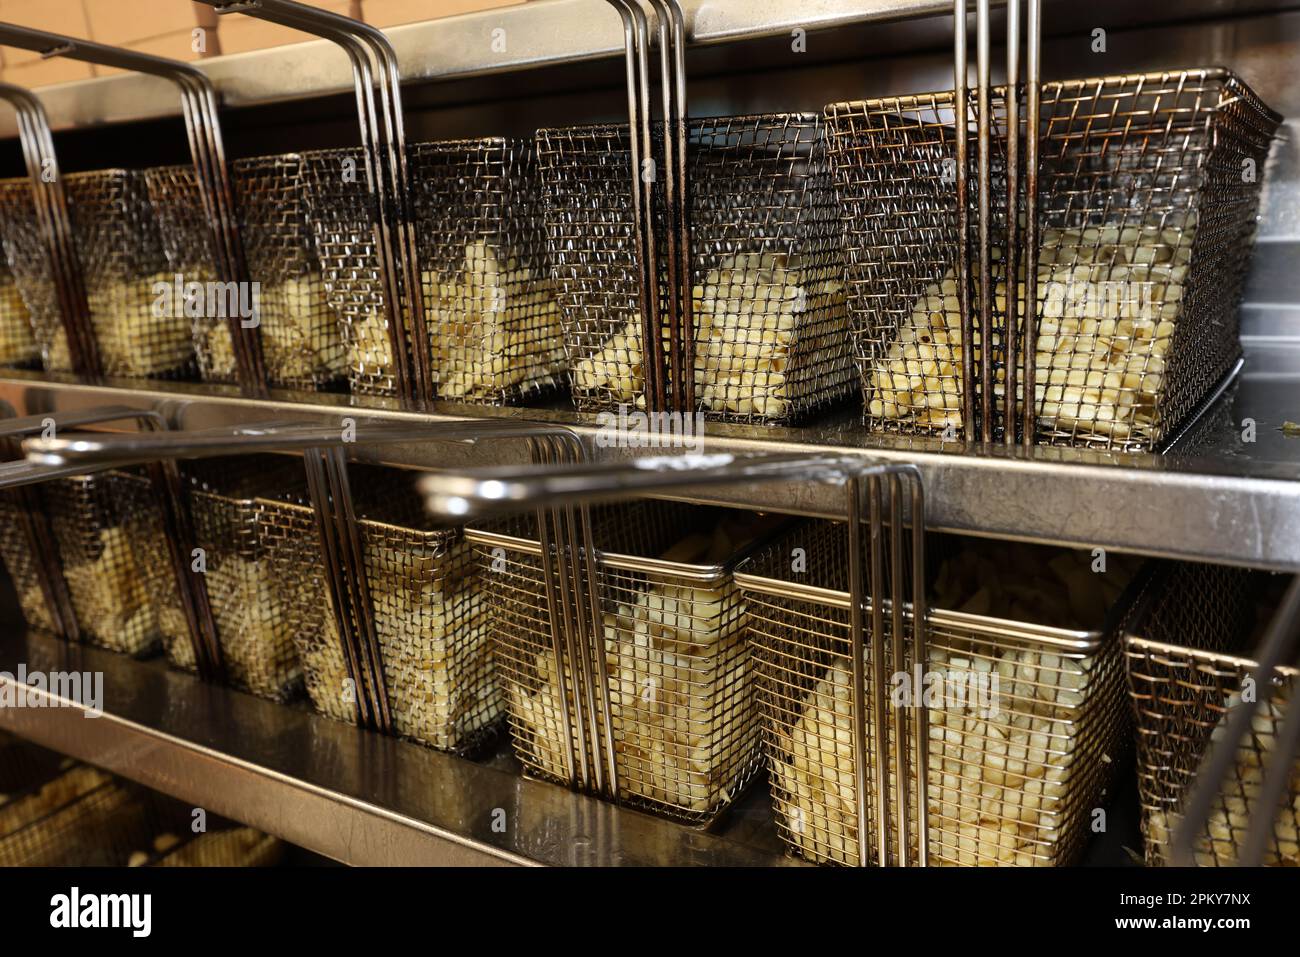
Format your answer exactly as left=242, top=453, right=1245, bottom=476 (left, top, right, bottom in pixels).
left=0, top=0, right=1293, bottom=137
left=2, top=342, right=1299, bottom=572
left=0, top=627, right=790, bottom=867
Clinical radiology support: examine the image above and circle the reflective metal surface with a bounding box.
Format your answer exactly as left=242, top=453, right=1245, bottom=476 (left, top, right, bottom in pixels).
left=0, top=626, right=792, bottom=866
left=1, top=333, right=1298, bottom=569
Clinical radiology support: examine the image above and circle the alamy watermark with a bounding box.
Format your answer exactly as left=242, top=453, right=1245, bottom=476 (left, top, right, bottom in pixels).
left=594, top=405, right=706, bottom=454
left=0, top=665, right=103, bottom=717
left=1041, top=279, right=1165, bottom=321
left=891, top=664, right=1001, bottom=718
left=152, top=273, right=261, bottom=327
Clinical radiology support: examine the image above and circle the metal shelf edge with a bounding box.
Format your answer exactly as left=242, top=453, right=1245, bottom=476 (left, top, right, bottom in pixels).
left=0, top=627, right=789, bottom=867
left=2, top=373, right=1298, bottom=572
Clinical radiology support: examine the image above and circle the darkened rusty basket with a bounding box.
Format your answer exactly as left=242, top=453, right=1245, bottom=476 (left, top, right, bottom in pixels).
left=145, top=155, right=345, bottom=389
left=0, top=763, right=151, bottom=866
left=124, top=793, right=284, bottom=867
left=823, top=68, right=1281, bottom=450
left=536, top=112, right=855, bottom=424
left=0, top=169, right=194, bottom=380
left=0, top=469, right=169, bottom=655
left=261, top=464, right=499, bottom=753
left=299, top=139, right=563, bottom=402
left=1124, top=562, right=1298, bottom=866
left=735, top=523, right=1143, bottom=865
left=467, top=502, right=776, bottom=825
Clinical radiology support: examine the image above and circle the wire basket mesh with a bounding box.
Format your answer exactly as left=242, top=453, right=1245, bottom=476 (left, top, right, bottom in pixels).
left=0, top=185, right=39, bottom=368
left=1124, top=563, right=1298, bottom=866
left=537, top=113, right=855, bottom=423
left=261, top=464, right=500, bottom=752
left=0, top=763, right=151, bottom=866
left=299, top=139, right=563, bottom=402
left=823, top=68, right=1281, bottom=449
left=1, top=170, right=196, bottom=379
left=0, top=179, right=58, bottom=370
left=145, top=456, right=307, bottom=701
left=468, top=502, right=775, bottom=824
left=0, top=489, right=58, bottom=635
left=145, top=155, right=345, bottom=389
left=736, top=523, right=1142, bottom=865
left=0, top=470, right=167, bottom=654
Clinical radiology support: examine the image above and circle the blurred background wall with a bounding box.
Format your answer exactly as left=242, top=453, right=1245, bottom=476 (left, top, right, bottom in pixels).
left=0, top=0, right=524, bottom=87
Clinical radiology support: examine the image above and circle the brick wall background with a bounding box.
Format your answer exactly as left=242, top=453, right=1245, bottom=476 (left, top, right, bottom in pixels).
left=0, top=0, right=524, bottom=87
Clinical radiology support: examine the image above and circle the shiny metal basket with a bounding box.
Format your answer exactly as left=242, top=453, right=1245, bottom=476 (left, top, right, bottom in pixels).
left=0, top=169, right=194, bottom=379
left=1124, top=563, right=1298, bottom=866
left=300, top=139, right=563, bottom=402
left=148, top=456, right=307, bottom=701
left=536, top=113, right=855, bottom=423
left=260, top=464, right=499, bottom=753
left=823, top=68, right=1281, bottom=450
left=735, top=522, right=1142, bottom=865
left=467, top=501, right=774, bottom=824
left=145, top=155, right=345, bottom=389
left=0, top=469, right=166, bottom=655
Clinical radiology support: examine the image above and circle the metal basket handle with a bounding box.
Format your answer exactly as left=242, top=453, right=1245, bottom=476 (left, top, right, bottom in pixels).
left=0, top=23, right=267, bottom=397
left=0, top=82, right=97, bottom=378
left=952, top=0, right=1041, bottom=444
left=200, top=1, right=432, bottom=407
left=420, top=452, right=929, bottom=866
left=604, top=0, right=693, bottom=415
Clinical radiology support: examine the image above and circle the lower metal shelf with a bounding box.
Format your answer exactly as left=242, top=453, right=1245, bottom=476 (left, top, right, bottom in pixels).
left=0, top=627, right=791, bottom=867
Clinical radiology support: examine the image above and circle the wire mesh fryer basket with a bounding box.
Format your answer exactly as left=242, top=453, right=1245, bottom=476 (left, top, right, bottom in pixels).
left=735, top=522, right=1142, bottom=865
left=537, top=112, right=855, bottom=424
left=0, top=179, right=56, bottom=370
left=1124, top=563, right=1299, bottom=866
left=0, top=169, right=195, bottom=380
left=259, top=465, right=500, bottom=753
left=299, top=139, right=563, bottom=402
left=0, top=469, right=167, bottom=655
left=467, top=501, right=776, bottom=825
left=823, top=68, right=1280, bottom=450
left=145, top=155, right=346, bottom=389
left=142, top=456, right=306, bottom=701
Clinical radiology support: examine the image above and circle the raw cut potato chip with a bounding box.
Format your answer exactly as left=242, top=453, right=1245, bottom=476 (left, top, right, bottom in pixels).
left=572, top=251, right=846, bottom=420
left=871, top=224, right=1193, bottom=442
left=503, top=518, right=762, bottom=816
left=295, top=535, right=500, bottom=751
left=770, top=542, right=1137, bottom=865
left=350, top=240, right=562, bottom=401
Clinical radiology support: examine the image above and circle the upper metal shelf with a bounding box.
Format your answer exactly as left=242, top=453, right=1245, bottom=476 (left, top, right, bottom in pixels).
left=0, top=0, right=1294, bottom=137
left=2, top=333, right=1298, bottom=572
